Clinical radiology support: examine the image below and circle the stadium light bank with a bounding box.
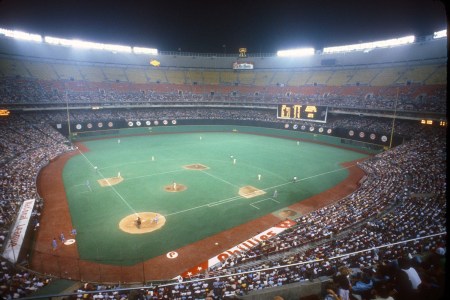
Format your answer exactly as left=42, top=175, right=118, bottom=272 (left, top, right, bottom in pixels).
left=433, top=29, right=447, bottom=39
left=0, top=28, right=158, bottom=55
left=323, top=35, right=415, bottom=54
left=0, top=28, right=42, bottom=42
left=2, top=26, right=446, bottom=56
left=276, top=47, right=315, bottom=57
left=44, top=36, right=157, bottom=54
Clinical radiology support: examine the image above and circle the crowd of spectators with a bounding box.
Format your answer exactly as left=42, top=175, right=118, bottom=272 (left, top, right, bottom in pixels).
left=0, top=109, right=446, bottom=299
left=69, top=125, right=445, bottom=299
left=204, top=126, right=445, bottom=272
left=0, top=114, right=72, bottom=252
left=0, top=113, right=74, bottom=299
left=0, top=261, right=52, bottom=299
left=0, top=78, right=447, bottom=113
left=18, top=108, right=428, bottom=144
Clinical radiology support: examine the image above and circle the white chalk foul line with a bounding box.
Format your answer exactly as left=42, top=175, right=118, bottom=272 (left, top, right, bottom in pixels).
left=248, top=197, right=277, bottom=210
left=76, top=148, right=138, bottom=216
left=75, top=145, right=358, bottom=219
left=200, top=170, right=240, bottom=188
left=167, top=163, right=358, bottom=216
left=166, top=193, right=246, bottom=216
left=207, top=195, right=244, bottom=207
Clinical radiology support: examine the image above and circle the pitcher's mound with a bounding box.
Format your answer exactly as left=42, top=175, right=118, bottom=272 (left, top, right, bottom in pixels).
left=239, top=186, right=266, bottom=198
left=119, top=212, right=166, bottom=234
left=164, top=184, right=187, bottom=192
left=98, top=176, right=123, bottom=187
left=183, top=163, right=209, bottom=170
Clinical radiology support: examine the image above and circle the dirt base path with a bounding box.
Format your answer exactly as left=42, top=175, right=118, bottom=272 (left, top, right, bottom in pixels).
left=33, top=143, right=367, bottom=283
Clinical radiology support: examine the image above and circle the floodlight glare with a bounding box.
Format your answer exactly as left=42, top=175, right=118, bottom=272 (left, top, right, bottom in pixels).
left=73, top=39, right=108, bottom=50
left=133, top=47, right=158, bottom=55
left=323, top=35, right=415, bottom=54
left=433, top=29, right=447, bottom=39
left=0, top=28, right=42, bottom=42
left=277, top=48, right=315, bottom=57
left=44, top=36, right=73, bottom=46
left=3, top=27, right=157, bottom=54
left=45, top=36, right=132, bottom=52
left=103, top=44, right=132, bottom=53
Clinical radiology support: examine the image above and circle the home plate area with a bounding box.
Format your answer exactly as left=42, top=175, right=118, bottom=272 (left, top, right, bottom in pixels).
left=64, top=239, right=76, bottom=245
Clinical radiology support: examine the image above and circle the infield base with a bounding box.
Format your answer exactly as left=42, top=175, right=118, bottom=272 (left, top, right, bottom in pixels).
left=164, top=184, right=187, bottom=192
left=183, top=163, right=209, bottom=170
left=119, top=212, right=166, bottom=234
left=239, top=186, right=266, bottom=198
left=98, top=176, right=123, bottom=187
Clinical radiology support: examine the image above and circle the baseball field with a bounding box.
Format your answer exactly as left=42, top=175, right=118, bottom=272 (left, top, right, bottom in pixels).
left=32, top=125, right=372, bottom=281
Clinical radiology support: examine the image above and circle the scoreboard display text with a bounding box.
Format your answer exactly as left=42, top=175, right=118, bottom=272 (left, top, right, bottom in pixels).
left=277, top=104, right=328, bottom=123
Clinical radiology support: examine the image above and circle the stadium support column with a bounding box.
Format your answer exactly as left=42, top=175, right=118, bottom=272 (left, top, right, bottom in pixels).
left=389, top=88, right=399, bottom=149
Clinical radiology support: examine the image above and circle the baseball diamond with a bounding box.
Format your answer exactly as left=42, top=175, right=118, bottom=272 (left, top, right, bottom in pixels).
left=0, top=14, right=446, bottom=298
left=33, top=127, right=370, bottom=281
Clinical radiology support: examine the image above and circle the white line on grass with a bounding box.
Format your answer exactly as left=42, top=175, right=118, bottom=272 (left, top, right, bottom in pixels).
left=207, top=195, right=244, bottom=207
left=248, top=197, right=276, bottom=210
left=74, top=145, right=358, bottom=219
left=250, top=204, right=260, bottom=210
left=201, top=170, right=240, bottom=188
left=165, top=194, right=245, bottom=216
left=76, top=149, right=139, bottom=216
left=166, top=163, right=358, bottom=216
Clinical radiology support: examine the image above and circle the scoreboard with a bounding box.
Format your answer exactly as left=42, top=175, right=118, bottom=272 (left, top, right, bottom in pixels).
left=277, top=104, right=328, bottom=123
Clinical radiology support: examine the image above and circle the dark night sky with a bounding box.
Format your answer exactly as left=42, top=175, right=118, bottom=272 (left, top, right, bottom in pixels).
left=0, top=0, right=447, bottom=53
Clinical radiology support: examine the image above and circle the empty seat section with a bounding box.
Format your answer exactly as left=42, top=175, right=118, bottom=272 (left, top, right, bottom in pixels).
left=125, top=68, right=148, bottom=84
left=186, top=70, right=203, bottom=85
left=146, top=68, right=168, bottom=83
left=203, top=71, right=220, bottom=85
left=53, top=63, right=83, bottom=81
left=348, top=68, right=380, bottom=85
left=79, top=65, right=105, bottom=82
left=397, top=65, right=437, bottom=84
left=327, top=69, right=353, bottom=86
left=370, top=67, right=403, bottom=86
left=220, top=70, right=237, bottom=85
left=103, top=66, right=128, bottom=82
left=306, top=70, right=332, bottom=85
left=424, top=64, right=447, bottom=85
left=23, top=61, right=58, bottom=80
left=271, top=71, right=290, bottom=86
left=254, top=71, right=273, bottom=86
left=0, top=58, right=29, bottom=78
left=165, top=70, right=186, bottom=84
left=287, top=71, right=310, bottom=86
left=237, top=71, right=255, bottom=85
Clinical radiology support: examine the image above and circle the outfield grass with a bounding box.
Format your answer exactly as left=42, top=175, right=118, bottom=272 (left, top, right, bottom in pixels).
left=63, top=130, right=368, bottom=265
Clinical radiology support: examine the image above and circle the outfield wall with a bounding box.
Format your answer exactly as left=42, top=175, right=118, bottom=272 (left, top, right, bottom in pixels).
left=68, top=122, right=385, bottom=154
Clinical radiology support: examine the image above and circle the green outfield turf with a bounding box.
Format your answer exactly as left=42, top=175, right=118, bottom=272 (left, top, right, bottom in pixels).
left=63, top=128, right=369, bottom=265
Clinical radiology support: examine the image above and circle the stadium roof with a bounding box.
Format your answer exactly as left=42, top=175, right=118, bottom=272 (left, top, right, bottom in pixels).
left=0, top=0, right=447, bottom=54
